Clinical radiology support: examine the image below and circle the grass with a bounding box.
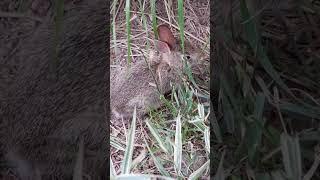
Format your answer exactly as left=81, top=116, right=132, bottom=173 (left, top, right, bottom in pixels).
left=212, top=0, right=320, bottom=179
left=111, top=0, right=320, bottom=179
left=110, top=0, right=210, bottom=178
left=110, top=85, right=210, bottom=179
left=125, top=0, right=132, bottom=65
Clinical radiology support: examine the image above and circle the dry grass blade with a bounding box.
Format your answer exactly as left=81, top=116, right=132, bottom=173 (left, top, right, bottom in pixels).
left=111, top=157, right=117, bottom=177
left=114, top=174, right=176, bottom=180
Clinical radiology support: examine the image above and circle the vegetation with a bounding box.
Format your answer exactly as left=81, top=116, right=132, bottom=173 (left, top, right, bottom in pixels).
left=212, top=0, right=320, bottom=179
left=110, top=0, right=210, bottom=179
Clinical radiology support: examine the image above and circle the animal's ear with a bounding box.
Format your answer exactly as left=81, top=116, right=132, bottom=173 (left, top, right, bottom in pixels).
left=157, top=24, right=177, bottom=50
left=154, top=40, right=171, bottom=53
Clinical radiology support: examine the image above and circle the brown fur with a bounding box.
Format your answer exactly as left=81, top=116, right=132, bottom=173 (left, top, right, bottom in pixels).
left=1, top=1, right=107, bottom=179
left=110, top=24, right=201, bottom=123
left=157, top=24, right=177, bottom=50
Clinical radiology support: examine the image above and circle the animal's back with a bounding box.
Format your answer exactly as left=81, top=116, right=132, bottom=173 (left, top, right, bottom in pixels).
left=110, top=51, right=184, bottom=122
left=110, top=60, right=161, bottom=121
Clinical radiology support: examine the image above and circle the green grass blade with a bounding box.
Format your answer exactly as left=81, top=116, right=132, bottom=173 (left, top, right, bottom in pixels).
left=174, top=113, right=182, bottom=176
left=146, top=120, right=169, bottom=153
left=121, top=107, right=137, bottom=174
left=246, top=93, right=265, bottom=164
left=177, top=0, right=185, bottom=53
left=111, top=0, right=118, bottom=56
left=110, top=136, right=126, bottom=151
left=270, top=170, right=287, bottom=180
left=189, top=117, right=206, bottom=132
left=204, top=127, right=210, bottom=153
left=214, top=150, right=226, bottom=180
left=150, top=0, right=157, bottom=38
left=144, top=137, right=170, bottom=177
left=188, top=160, right=210, bottom=180
left=279, top=102, right=320, bottom=120
left=210, top=104, right=223, bottom=143
left=138, top=0, right=150, bottom=50
left=125, top=0, right=132, bottom=65
left=239, top=0, right=293, bottom=97
left=221, top=92, right=235, bottom=133
left=280, top=133, right=302, bottom=180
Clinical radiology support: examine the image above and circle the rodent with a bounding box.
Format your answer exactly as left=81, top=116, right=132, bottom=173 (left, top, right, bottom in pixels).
left=110, top=24, right=203, bottom=124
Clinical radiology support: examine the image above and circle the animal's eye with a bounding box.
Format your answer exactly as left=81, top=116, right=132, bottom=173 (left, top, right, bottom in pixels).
left=185, top=55, right=191, bottom=60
